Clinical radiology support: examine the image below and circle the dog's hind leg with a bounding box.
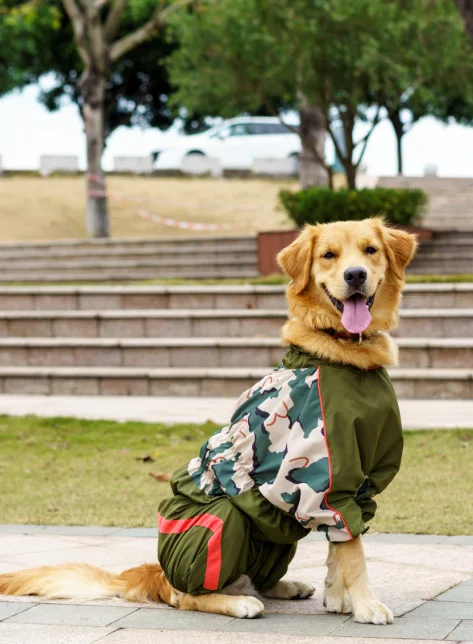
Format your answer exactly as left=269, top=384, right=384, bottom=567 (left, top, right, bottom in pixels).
left=118, top=565, right=264, bottom=618
left=329, top=538, right=393, bottom=624
left=262, top=580, right=315, bottom=600
left=178, top=591, right=264, bottom=618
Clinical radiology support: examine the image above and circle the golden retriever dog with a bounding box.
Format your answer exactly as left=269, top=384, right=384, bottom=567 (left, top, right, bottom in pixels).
left=0, top=218, right=417, bottom=624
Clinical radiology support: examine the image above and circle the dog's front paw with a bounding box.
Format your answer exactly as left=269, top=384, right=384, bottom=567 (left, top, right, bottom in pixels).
left=234, top=596, right=265, bottom=618
left=353, top=600, right=393, bottom=624
left=341, top=594, right=352, bottom=614
left=263, top=580, right=315, bottom=600
left=324, top=587, right=352, bottom=613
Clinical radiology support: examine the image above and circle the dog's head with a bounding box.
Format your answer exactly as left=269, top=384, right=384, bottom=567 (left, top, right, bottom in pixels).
left=278, top=218, right=417, bottom=334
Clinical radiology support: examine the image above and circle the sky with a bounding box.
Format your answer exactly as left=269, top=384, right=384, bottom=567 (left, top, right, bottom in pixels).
left=1, top=81, right=473, bottom=177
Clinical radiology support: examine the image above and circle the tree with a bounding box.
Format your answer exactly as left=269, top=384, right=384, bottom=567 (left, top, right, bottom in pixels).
left=367, top=0, right=473, bottom=176
left=1, top=0, right=193, bottom=237
left=168, top=0, right=328, bottom=189
left=170, top=0, right=426, bottom=190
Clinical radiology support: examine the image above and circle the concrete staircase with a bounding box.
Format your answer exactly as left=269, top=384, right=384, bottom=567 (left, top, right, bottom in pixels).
left=410, top=231, right=473, bottom=275
left=0, top=236, right=259, bottom=282
left=377, top=177, right=473, bottom=230
left=0, top=283, right=471, bottom=399
left=0, top=230, right=470, bottom=280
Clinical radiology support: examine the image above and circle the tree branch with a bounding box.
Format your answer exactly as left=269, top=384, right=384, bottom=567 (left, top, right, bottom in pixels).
left=61, top=0, right=90, bottom=66
left=353, top=107, right=382, bottom=150
left=326, top=117, right=348, bottom=167
left=109, top=0, right=194, bottom=61
left=95, top=0, right=109, bottom=9
left=354, top=108, right=382, bottom=168
left=104, top=0, right=127, bottom=41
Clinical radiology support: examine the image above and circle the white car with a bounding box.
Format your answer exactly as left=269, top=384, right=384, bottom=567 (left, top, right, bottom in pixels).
left=154, top=116, right=301, bottom=172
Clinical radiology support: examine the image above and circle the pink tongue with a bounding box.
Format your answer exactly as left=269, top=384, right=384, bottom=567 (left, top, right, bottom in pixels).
left=341, top=294, right=372, bottom=334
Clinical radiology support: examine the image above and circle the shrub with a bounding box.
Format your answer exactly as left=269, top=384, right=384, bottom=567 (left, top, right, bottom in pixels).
left=279, top=187, right=428, bottom=228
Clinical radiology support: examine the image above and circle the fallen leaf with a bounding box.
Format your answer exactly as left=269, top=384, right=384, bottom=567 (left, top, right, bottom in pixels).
left=149, top=472, right=172, bottom=482
left=46, top=442, right=70, bottom=450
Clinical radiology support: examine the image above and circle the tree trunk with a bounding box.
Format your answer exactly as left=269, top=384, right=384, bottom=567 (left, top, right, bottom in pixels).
left=339, top=108, right=357, bottom=190
left=395, top=132, right=403, bottom=176
left=298, top=102, right=328, bottom=189
left=455, top=0, right=473, bottom=47
left=81, top=72, right=109, bottom=238
left=345, top=164, right=357, bottom=190
left=388, top=110, right=404, bottom=176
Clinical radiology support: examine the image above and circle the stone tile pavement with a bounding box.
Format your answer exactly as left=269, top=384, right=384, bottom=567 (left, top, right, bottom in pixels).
left=0, top=395, right=473, bottom=428
left=0, top=527, right=472, bottom=643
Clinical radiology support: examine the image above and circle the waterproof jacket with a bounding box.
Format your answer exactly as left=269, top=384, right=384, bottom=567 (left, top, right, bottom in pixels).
left=189, top=345, right=403, bottom=542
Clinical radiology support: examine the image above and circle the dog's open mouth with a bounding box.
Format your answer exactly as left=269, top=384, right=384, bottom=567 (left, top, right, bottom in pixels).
left=323, top=285, right=376, bottom=334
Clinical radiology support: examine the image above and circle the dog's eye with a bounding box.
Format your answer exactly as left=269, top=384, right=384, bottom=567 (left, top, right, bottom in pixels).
left=323, top=251, right=336, bottom=259
left=365, top=246, right=378, bottom=255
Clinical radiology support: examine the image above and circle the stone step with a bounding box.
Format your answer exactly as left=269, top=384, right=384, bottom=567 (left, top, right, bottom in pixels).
left=0, top=337, right=470, bottom=369
left=0, top=308, right=469, bottom=338
left=0, top=234, right=256, bottom=253
left=432, top=231, right=473, bottom=242
left=0, top=269, right=260, bottom=283
left=409, top=262, right=473, bottom=274
left=424, top=221, right=473, bottom=231
left=379, top=177, right=473, bottom=188
left=0, top=283, right=471, bottom=311
left=0, top=242, right=257, bottom=262
left=415, top=250, right=473, bottom=259
left=0, top=249, right=256, bottom=265
left=0, top=365, right=469, bottom=398
left=417, top=239, right=473, bottom=247
left=0, top=256, right=257, bottom=272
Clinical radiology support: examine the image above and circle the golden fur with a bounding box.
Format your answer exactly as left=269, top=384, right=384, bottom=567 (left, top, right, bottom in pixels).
left=0, top=218, right=416, bottom=622
left=278, top=217, right=417, bottom=369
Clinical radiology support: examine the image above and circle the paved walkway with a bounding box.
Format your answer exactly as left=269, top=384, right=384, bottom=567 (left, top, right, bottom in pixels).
left=0, top=527, right=472, bottom=643
left=0, top=395, right=472, bottom=429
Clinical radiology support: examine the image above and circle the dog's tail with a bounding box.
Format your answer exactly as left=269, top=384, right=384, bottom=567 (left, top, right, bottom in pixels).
left=0, top=563, right=175, bottom=604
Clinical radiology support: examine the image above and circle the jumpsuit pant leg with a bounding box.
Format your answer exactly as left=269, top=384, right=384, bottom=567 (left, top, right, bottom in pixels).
left=157, top=492, right=297, bottom=595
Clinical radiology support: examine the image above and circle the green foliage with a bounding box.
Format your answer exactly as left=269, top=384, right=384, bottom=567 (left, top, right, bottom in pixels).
left=169, top=0, right=473, bottom=187
left=0, top=0, right=202, bottom=138
left=279, top=187, right=427, bottom=227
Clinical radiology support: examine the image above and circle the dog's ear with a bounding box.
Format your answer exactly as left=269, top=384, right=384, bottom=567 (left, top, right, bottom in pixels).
left=380, top=225, right=418, bottom=281
left=277, top=226, right=317, bottom=294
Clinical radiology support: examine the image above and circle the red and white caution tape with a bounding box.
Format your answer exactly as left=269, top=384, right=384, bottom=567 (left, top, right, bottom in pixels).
left=136, top=209, right=233, bottom=231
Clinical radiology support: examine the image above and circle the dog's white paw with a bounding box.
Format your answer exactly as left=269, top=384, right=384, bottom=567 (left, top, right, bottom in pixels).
left=341, top=594, right=353, bottom=614
left=324, top=588, right=343, bottom=613
left=233, top=596, right=265, bottom=618
left=353, top=600, right=394, bottom=625
left=290, top=581, right=315, bottom=599
left=263, top=580, right=315, bottom=600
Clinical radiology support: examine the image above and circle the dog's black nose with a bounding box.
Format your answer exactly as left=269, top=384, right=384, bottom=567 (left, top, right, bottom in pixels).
left=344, top=266, right=367, bottom=289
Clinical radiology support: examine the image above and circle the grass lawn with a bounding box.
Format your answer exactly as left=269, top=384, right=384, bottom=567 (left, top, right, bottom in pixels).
left=0, top=176, right=297, bottom=242
left=0, top=415, right=472, bottom=534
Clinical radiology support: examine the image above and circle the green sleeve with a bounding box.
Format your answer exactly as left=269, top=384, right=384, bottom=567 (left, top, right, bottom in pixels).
left=318, top=365, right=403, bottom=540
left=368, top=432, right=404, bottom=494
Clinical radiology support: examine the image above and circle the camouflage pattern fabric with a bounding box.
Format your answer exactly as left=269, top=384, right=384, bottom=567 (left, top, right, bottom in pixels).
left=189, top=366, right=348, bottom=540
left=188, top=346, right=403, bottom=543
